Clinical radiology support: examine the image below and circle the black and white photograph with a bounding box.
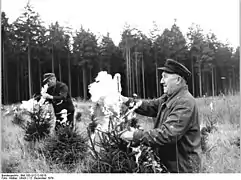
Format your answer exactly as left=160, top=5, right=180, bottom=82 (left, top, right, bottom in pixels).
left=1, top=0, right=240, bottom=175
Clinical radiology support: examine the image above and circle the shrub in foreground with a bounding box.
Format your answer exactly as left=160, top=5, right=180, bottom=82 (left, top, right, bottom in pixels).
left=41, top=126, right=89, bottom=170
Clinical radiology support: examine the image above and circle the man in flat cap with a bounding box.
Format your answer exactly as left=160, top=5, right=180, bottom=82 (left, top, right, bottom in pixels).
left=120, top=59, right=201, bottom=173
left=42, top=73, right=75, bottom=131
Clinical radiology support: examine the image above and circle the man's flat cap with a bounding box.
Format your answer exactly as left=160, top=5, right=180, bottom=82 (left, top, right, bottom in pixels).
left=158, top=59, right=191, bottom=81
left=43, top=73, right=55, bottom=84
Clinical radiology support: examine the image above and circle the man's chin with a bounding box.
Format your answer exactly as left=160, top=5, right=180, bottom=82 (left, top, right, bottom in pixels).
left=48, top=84, right=54, bottom=87
left=163, top=88, right=172, bottom=95
left=163, top=88, right=167, bottom=94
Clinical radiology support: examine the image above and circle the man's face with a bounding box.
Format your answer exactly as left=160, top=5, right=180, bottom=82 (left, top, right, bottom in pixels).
left=47, top=77, right=56, bottom=87
left=160, top=72, right=179, bottom=95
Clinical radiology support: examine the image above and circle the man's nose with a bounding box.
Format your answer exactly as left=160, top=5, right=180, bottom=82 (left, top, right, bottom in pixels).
left=160, top=78, right=164, bottom=84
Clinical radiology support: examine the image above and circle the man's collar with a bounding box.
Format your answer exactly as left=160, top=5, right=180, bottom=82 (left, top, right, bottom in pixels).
left=166, top=85, right=188, bottom=108
left=48, top=82, right=57, bottom=89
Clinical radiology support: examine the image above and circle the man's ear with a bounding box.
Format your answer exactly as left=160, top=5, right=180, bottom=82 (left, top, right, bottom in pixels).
left=176, top=76, right=182, bottom=84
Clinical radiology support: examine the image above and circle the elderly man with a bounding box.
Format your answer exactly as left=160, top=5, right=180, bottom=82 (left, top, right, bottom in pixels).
left=42, top=73, right=75, bottom=130
left=121, top=59, right=201, bottom=173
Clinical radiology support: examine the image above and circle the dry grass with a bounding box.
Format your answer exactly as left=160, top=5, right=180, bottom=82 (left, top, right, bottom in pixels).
left=1, top=113, right=51, bottom=173
left=196, top=94, right=240, bottom=173
left=201, top=124, right=240, bottom=173
left=1, top=94, right=240, bottom=173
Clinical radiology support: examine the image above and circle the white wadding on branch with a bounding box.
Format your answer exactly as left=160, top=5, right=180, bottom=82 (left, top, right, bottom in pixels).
left=88, top=71, right=123, bottom=132
left=39, top=84, right=49, bottom=106
left=19, top=84, right=49, bottom=112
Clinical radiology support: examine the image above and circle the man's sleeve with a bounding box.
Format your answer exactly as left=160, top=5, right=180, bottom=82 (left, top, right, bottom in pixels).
left=133, top=99, right=194, bottom=146
left=134, top=99, right=160, bottom=117
left=52, top=83, right=68, bottom=100
left=126, top=95, right=166, bottom=117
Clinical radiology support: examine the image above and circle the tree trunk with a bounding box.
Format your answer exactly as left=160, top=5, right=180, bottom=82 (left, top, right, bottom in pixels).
left=132, top=55, right=135, bottom=94
left=28, top=36, right=32, bottom=98
left=125, top=48, right=129, bottom=96
left=141, top=54, right=145, bottom=99
left=100, top=58, right=103, bottom=71
left=83, top=63, right=87, bottom=100
left=207, top=71, right=211, bottom=96
left=38, top=59, right=42, bottom=89
left=229, top=73, right=232, bottom=93
left=23, top=61, right=26, bottom=100
left=214, top=66, right=217, bottom=95
left=67, top=51, right=72, bottom=97
left=191, top=56, right=195, bottom=96
left=127, top=48, right=131, bottom=96
left=2, top=38, right=8, bottom=104
left=204, top=71, right=207, bottom=96
left=89, top=66, right=92, bottom=84
left=155, top=62, right=159, bottom=97
left=77, top=67, right=80, bottom=97
left=232, top=66, right=235, bottom=92
left=52, top=44, right=55, bottom=73
left=211, top=66, right=215, bottom=96
left=129, top=49, right=132, bottom=95
left=198, top=58, right=202, bottom=97
left=107, top=60, right=111, bottom=73
left=128, top=49, right=131, bottom=96
left=20, top=60, right=24, bottom=100
left=127, top=48, right=130, bottom=96
left=138, top=56, right=141, bottom=96
left=135, top=52, right=139, bottom=95
left=5, top=44, right=9, bottom=103
left=16, top=56, right=20, bottom=101
left=211, top=65, right=215, bottom=96
left=58, top=57, right=62, bottom=81
left=155, top=50, right=159, bottom=97
left=25, top=61, right=28, bottom=100
left=19, top=59, right=23, bottom=101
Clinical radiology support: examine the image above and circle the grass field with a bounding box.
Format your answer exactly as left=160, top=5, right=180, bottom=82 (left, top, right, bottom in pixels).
left=1, top=94, right=240, bottom=173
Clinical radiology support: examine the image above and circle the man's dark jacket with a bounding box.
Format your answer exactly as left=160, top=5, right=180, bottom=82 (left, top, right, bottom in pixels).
left=132, top=85, right=201, bottom=173
left=46, top=81, right=74, bottom=114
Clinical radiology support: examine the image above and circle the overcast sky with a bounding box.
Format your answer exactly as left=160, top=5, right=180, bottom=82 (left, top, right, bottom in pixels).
left=2, top=0, right=240, bottom=47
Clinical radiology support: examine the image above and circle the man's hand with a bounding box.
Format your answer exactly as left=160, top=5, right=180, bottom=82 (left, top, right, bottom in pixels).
left=133, top=100, right=142, bottom=108
left=120, top=94, right=142, bottom=108
left=42, top=93, right=53, bottom=100
left=120, top=127, right=136, bottom=141
left=120, top=95, right=129, bottom=103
